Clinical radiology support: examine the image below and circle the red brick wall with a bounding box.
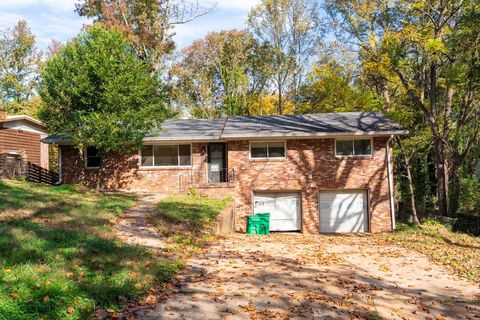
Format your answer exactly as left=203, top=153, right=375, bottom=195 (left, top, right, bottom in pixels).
left=0, top=128, right=43, bottom=166
left=60, top=137, right=393, bottom=233
left=60, top=143, right=209, bottom=192
left=228, top=138, right=392, bottom=233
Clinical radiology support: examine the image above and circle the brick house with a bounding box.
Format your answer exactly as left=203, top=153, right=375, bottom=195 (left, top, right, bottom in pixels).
left=0, top=110, right=49, bottom=171
left=44, top=112, right=407, bottom=233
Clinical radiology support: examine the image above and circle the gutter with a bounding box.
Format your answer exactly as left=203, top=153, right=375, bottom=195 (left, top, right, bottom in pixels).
left=386, top=135, right=396, bottom=230
left=219, top=130, right=408, bottom=140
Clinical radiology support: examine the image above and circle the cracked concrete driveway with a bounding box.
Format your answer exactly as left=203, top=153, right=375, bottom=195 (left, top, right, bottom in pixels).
left=140, top=233, right=480, bottom=320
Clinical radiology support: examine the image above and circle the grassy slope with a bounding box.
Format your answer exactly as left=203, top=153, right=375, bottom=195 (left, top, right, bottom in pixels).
left=151, top=194, right=231, bottom=251
left=376, top=224, right=480, bottom=284
left=0, top=180, right=182, bottom=320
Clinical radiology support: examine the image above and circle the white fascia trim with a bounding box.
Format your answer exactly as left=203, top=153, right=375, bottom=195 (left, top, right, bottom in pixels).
left=219, top=130, right=408, bottom=140
left=5, top=115, right=45, bottom=127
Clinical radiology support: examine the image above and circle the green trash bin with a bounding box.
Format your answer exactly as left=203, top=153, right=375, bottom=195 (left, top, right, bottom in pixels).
left=255, top=213, right=270, bottom=235
left=247, top=213, right=270, bottom=235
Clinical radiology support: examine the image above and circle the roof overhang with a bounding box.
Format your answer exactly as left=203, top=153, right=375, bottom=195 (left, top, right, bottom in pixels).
left=219, top=130, right=408, bottom=140
left=3, top=115, right=46, bottom=128
left=43, top=130, right=408, bottom=145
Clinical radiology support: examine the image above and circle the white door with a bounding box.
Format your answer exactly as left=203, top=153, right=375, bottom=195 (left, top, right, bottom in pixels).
left=253, top=192, right=301, bottom=231
left=319, top=191, right=368, bottom=233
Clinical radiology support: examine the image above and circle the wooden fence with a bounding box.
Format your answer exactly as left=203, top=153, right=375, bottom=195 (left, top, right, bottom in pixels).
left=27, top=162, right=59, bottom=185
left=0, top=153, right=27, bottom=179
left=213, top=204, right=236, bottom=234
left=453, top=214, right=480, bottom=236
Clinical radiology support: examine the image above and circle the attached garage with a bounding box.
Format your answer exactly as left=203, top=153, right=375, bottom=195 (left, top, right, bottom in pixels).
left=253, top=192, right=301, bottom=231
left=319, top=190, right=368, bottom=233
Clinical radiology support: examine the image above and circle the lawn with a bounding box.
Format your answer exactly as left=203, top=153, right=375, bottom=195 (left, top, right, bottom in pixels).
left=0, top=180, right=183, bottom=320
left=376, top=223, right=480, bottom=284
left=150, top=194, right=232, bottom=251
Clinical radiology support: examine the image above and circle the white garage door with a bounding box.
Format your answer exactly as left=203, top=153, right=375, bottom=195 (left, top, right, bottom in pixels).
left=253, top=192, right=301, bottom=231
left=319, top=191, right=368, bottom=233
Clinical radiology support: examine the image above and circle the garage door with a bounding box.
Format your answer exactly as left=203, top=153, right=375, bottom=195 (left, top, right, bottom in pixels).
left=319, top=191, right=368, bottom=233
left=253, top=192, right=301, bottom=231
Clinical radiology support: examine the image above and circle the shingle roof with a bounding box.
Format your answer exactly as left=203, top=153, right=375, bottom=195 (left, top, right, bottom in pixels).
left=144, top=119, right=226, bottom=141
left=42, top=112, right=407, bottom=144
left=221, top=112, right=406, bottom=139
left=1, top=115, right=45, bottom=127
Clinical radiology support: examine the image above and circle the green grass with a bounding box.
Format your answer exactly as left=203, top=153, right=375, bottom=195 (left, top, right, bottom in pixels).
left=0, top=180, right=183, bottom=320
left=376, top=223, right=480, bottom=284
left=151, top=194, right=231, bottom=250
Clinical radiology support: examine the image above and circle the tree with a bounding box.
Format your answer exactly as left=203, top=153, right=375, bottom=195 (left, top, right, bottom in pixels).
left=172, top=30, right=272, bottom=118
left=326, top=0, right=480, bottom=217
left=0, top=20, right=42, bottom=114
left=75, top=0, right=213, bottom=70
left=299, top=58, right=381, bottom=113
left=39, top=25, right=168, bottom=188
left=248, top=0, right=324, bottom=114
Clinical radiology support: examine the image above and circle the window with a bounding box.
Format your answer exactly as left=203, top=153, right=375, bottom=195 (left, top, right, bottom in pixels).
left=250, top=141, right=286, bottom=159
left=85, top=146, right=101, bottom=168
left=141, top=144, right=191, bottom=167
left=335, top=139, right=372, bottom=156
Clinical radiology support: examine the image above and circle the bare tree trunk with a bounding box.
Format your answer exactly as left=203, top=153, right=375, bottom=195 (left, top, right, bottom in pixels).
left=397, top=138, right=421, bottom=225
left=448, top=165, right=460, bottom=217
left=278, top=79, right=283, bottom=115
left=405, top=154, right=420, bottom=225
left=434, top=141, right=449, bottom=216
left=96, top=162, right=103, bottom=192
left=382, top=84, right=391, bottom=112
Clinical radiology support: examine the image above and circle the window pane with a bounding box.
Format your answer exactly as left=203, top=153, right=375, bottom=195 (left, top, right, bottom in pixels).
left=154, top=145, right=178, bottom=166
left=86, top=146, right=101, bottom=167
left=86, top=156, right=101, bottom=168
left=179, top=144, right=191, bottom=165
left=141, top=145, right=154, bottom=166
left=354, top=139, right=371, bottom=155
left=268, top=142, right=285, bottom=158
left=251, top=142, right=267, bottom=158
left=86, top=146, right=99, bottom=157
left=336, top=140, right=353, bottom=156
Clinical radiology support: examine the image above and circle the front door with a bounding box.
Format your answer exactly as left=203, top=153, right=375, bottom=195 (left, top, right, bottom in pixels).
left=208, top=143, right=226, bottom=182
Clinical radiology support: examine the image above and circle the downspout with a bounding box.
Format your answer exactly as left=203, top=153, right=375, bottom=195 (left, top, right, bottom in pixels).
left=386, top=135, right=396, bottom=230
left=57, top=145, right=62, bottom=184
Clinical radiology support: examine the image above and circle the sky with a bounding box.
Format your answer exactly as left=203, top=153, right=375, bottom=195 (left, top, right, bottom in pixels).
left=0, top=0, right=260, bottom=51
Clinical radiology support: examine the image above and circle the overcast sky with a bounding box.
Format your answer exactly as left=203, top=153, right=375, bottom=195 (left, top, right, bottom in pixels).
left=0, top=0, right=260, bottom=50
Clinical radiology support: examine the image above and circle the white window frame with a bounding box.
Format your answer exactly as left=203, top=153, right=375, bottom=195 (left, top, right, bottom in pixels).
left=334, top=138, right=373, bottom=157
left=249, top=141, right=287, bottom=160
left=139, top=143, right=192, bottom=168
left=84, top=147, right=101, bottom=169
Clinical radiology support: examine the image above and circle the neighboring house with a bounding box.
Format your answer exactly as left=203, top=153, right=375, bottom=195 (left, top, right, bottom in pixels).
left=43, top=112, right=407, bottom=234
left=0, top=110, right=49, bottom=169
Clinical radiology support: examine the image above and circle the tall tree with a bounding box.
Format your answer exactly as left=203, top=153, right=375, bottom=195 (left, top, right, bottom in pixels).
left=75, top=0, right=213, bottom=70
left=326, top=0, right=480, bottom=217
left=39, top=25, right=168, bottom=188
left=299, top=58, right=381, bottom=113
left=0, top=20, right=42, bottom=114
left=172, top=30, right=272, bottom=118
left=248, top=0, right=324, bottom=114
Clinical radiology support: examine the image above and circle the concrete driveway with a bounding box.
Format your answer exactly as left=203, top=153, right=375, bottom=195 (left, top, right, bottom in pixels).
left=140, top=233, right=480, bottom=320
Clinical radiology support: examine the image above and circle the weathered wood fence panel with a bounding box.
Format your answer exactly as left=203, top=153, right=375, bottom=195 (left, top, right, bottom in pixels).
left=27, top=162, right=59, bottom=185
left=213, top=205, right=236, bottom=234
left=0, top=153, right=59, bottom=185
left=0, top=153, right=27, bottom=179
